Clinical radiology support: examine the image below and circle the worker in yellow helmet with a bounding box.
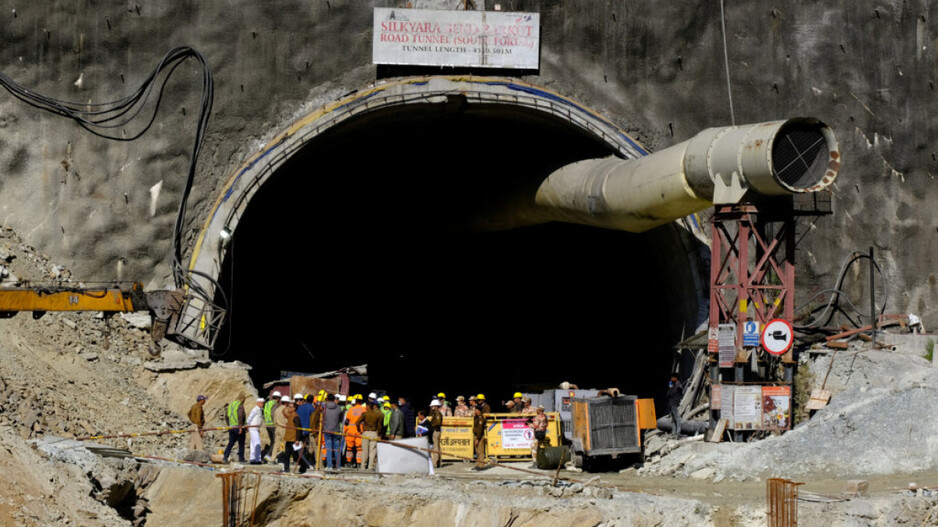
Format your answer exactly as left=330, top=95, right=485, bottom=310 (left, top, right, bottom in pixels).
left=510, top=392, right=524, bottom=413
left=436, top=392, right=452, bottom=417
left=476, top=394, right=491, bottom=415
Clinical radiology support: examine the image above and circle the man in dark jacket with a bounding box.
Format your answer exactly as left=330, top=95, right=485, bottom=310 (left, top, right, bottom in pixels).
left=398, top=396, right=415, bottom=437
left=472, top=406, right=486, bottom=468
left=321, top=394, right=345, bottom=470
left=387, top=400, right=405, bottom=439
left=668, top=375, right=684, bottom=438
left=187, top=394, right=207, bottom=451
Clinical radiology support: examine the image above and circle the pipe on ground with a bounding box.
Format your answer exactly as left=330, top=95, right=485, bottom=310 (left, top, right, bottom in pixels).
left=656, top=416, right=710, bottom=435
left=536, top=118, right=840, bottom=233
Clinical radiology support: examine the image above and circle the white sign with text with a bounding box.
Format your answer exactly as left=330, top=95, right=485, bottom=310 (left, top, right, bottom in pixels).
left=373, top=8, right=540, bottom=69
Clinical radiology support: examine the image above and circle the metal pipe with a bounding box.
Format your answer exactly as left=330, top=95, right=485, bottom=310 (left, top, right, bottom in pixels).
left=869, top=246, right=876, bottom=345
left=535, top=118, right=840, bottom=233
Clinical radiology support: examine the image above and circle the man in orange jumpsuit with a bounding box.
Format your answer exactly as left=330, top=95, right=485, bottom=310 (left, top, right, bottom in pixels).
left=344, top=395, right=365, bottom=468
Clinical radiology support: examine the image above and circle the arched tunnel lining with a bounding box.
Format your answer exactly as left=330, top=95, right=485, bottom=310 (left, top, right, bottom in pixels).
left=212, top=98, right=706, bottom=411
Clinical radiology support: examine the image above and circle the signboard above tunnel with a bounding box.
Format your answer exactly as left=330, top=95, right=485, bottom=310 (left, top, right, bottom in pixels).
left=373, top=8, right=540, bottom=69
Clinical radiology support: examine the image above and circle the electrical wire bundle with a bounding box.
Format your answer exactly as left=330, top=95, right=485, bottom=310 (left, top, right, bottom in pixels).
left=794, top=251, right=887, bottom=330
left=0, top=47, right=226, bottom=341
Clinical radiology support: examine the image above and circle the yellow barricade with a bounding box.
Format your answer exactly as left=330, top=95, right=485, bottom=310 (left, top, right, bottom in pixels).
left=483, top=412, right=561, bottom=459
left=440, top=417, right=475, bottom=461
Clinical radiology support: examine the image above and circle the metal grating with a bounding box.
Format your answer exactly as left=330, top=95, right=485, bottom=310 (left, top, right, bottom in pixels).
left=772, top=126, right=827, bottom=190
left=587, top=396, right=639, bottom=451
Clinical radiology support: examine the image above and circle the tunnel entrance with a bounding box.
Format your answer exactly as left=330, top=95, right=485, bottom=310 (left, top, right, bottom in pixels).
left=208, top=80, right=706, bottom=408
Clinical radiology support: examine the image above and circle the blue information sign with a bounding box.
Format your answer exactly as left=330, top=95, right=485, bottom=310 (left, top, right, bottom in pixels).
left=743, top=320, right=760, bottom=347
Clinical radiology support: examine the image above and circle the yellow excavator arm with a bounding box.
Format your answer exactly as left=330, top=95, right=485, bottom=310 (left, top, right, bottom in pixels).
left=0, top=282, right=185, bottom=355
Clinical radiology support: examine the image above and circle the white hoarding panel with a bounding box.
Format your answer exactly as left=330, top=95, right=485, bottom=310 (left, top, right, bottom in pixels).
left=732, top=386, right=763, bottom=430
left=376, top=437, right=432, bottom=475
left=373, top=8, right=540, bottom=69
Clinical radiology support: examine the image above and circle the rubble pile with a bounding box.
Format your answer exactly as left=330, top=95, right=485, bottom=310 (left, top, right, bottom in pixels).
left=640, top=341, right=938, bottom=482
left=0, top=226, right=254, bottom=525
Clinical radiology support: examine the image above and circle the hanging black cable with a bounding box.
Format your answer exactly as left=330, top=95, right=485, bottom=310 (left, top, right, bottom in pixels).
left=0, top=46, right=220, bottom=306
left=794, top=251, right=887, bottom=330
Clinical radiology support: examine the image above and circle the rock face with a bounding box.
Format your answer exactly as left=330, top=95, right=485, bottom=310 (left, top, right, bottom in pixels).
left=143, top=466, right=713, bottom=527
left=0, top=1, right=933, bottom=323
left=146, top=362, right=257, bottom=425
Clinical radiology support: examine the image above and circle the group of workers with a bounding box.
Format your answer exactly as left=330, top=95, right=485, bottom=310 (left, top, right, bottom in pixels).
left=187, top=390, right=550, bottom=472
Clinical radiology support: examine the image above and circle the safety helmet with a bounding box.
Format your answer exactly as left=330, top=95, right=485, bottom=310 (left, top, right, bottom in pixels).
left=293, top=393, right=304, bottom=400
left=280, top=396, right=291, bottom=403
left=337, top=394, right=346, bottom=402
left=382, top=395, right=390, bottom=401
left=437, top=392, right=446, bottom=398
left=272, top=391, right=282, bottom=398
left=513, top=392, right=523, bottom=399
left=383, top=402, right=391, bottom=409
left=477, top=394, right=486, bottom=400
left=369, top=392, right=377, bottom=399
left=430, top=399, right=441, bottom=407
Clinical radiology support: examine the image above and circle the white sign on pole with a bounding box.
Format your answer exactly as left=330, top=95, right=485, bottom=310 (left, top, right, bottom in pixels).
left=373, top=8, right=540, bottom=69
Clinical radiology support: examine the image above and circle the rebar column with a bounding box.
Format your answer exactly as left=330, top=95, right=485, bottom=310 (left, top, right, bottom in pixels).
left=767, top=478, right=802, bottom=527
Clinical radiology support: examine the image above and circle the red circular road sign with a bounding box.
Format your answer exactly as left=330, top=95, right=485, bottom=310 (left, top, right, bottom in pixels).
left=761, top=318, right=794, bottom=355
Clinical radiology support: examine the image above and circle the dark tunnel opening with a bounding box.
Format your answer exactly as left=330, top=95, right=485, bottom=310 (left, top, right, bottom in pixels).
left=213, top=100, right=706, bottom=414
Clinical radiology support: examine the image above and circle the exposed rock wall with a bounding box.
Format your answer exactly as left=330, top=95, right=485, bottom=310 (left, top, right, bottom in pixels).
left=144, top=466, right=714, bottom=527
left=0, top=0, right=934, bottom=321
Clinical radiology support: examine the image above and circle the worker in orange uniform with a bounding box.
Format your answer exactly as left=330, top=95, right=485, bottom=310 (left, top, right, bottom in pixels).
left=344, top=395, right=366, bottom=468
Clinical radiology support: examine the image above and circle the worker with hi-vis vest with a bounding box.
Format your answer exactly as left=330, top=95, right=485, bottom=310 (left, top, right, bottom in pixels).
left=222, top=395, right=247, bottom=464
left=261, top=391, right=281, bottom=462
left=344, top=395, right=366, bottom=468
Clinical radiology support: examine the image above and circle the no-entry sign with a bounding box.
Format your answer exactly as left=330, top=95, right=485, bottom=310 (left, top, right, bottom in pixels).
left=761, top=319, right=794, bottom=355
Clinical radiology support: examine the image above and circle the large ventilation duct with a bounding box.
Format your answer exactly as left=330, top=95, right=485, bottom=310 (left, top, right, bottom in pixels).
left=535, top=118, right=840, bottom=233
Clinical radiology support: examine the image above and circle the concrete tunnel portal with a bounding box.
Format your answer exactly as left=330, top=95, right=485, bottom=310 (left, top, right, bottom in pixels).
left=195, top=77, right=708, bottom=406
